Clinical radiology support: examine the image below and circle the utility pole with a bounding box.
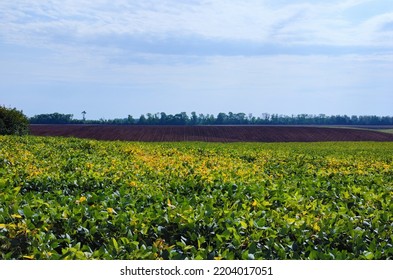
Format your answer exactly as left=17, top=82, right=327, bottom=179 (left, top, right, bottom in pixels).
left=82, top=111, right=86, bottom=122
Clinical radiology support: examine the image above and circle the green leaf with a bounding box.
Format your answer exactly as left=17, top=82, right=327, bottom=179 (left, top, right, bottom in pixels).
left=364, top=251, right=374, bottom=260
left=23, top=206, right=34, bottom=219
left=239, top=221, right=248, bottom=229
left=0, top=179, right=7, bottom=188
left=112, top=238, right=119, bottom=253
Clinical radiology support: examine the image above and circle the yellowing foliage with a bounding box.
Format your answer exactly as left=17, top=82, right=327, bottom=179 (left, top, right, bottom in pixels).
left=0, top=136, right=392, bottom=260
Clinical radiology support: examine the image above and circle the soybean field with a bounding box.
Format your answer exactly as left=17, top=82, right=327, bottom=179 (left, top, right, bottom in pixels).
left=0, top=135, right=392, bottom=259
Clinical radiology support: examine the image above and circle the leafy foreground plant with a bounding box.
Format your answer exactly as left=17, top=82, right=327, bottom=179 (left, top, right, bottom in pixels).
left=0, top=136, right=392, bottom=259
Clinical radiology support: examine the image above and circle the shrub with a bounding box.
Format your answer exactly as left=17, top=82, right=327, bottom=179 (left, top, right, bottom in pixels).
left=0, top=106, right=29, bottom=135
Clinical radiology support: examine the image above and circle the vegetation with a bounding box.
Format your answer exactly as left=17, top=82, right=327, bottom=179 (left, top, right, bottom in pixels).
left=0, top=106, right=29, bottom=136
left=29, top=113, right=74, bottom=124
left=29, top=112, right=393, bottom=126
left=1, top=136, right=392, bottom=260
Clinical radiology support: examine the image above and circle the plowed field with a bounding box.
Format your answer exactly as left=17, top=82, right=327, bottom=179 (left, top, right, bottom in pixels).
left=29, top=124, right=393, bottom=142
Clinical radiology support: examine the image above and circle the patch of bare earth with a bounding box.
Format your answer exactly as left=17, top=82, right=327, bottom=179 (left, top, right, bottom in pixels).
left=29, top=124, right=393, bottom=142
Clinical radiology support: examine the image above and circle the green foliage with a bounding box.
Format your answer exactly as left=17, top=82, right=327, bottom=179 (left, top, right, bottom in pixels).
left=0, top=136, right=392, bottom=259
left=29, top=113, right=74, bottom=124
left=29, top=111, right=393, bottom=125
left=0, top=106, right=29, bottom=135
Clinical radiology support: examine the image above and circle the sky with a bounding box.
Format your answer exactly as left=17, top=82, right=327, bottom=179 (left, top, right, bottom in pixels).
left=1, top=0, right=392, bottom=120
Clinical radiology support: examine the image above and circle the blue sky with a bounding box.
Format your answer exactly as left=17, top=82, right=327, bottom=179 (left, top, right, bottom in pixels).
left=1, top=0, right=392, bottom=120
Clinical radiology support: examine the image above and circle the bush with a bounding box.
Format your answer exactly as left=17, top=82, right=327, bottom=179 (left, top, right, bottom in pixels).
left=0, top=106, right=29, bottom=135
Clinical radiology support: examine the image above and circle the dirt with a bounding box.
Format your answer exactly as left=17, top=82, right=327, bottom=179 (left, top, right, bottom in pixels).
left=29, top=124, right=393, bottom=142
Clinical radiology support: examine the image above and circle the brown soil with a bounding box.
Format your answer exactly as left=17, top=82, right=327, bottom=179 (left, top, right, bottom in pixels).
left=29, top=124, right=393, bottom=142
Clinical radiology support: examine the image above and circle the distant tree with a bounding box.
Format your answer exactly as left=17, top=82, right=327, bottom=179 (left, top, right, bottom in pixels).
left=165, top=114, right=175, bottom=125
left=381, top=116, right=393, bottom=125
left=26, top=110, right=393, bottom=126
left=159, top=112, right=167, bottom=125
left=318, top=114, right=328, bottom=125
left=235, top=113, right=247, bottom=124
left=350, top=115, right=358, bottom=125
left=198, top=113, right=206, bottom=124
left=228, top=112, right=235, bottom=123
left=190, top=111, right=198, bottom=125
left=145, top=113, right=160, bottom=125
left=30, top=113, right=74, bottom=124
left=248, top=113, right=256, bottom=124
left=138, top=114, right=147, bottom=125
left=0, top=106, right=29, bottom=135
left=82, top=111, right=86, bottom=122
left=174, top=112, right=189, bottom=125
left=216, top=112, right=227, bottom=124
left=205, top=114, right=215, bottom=125
left=261, top=113, right=270, bottom=124
left=127, top=115, right=135, bottom=124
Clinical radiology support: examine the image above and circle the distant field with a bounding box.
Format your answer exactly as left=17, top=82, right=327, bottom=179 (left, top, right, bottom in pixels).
left=378, top=129, right=393, bottom=134
left=29, top=124, right=393, bottom=142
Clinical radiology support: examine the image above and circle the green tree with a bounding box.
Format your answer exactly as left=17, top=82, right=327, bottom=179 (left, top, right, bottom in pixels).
left=81, top=111, right=87, bottom=122
left=29, top=113, right=74, bottom=124
left=0, top=106, right=29, bottom=135
left=190, top=112, right=198, bottom=125
left=127, top=115, right=135, bottom=124
left=216, top=112, right=228, bottom=124
left=138, top=114, right=147, bottom=125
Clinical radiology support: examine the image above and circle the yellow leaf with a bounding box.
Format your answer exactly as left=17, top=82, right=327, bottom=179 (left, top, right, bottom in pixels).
left=286, top=218, right=296, bottom=224
left=23, top=255, right=34, bottom=260
left=252, top=200, right=258, bottom=207
left=107, top=208, right=117, bottom=214
left=76, top=196, right=87, bottom=204
left=0, top=224, right=6, bottom=228
left=129, top=181, right=137, bottom=187
left=11, top=214, right=23, bottom=219
left=313, top=223, right=321, bottom=232
left=7, top=224, right=16, bottom=230
left=167, top=198, right=176, bottom=209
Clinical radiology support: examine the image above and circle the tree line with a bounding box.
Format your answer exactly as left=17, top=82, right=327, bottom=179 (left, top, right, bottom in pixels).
left=29, top=112, right=393, bottom=126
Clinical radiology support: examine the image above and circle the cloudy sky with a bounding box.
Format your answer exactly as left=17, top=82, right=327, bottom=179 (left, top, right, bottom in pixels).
left=1, top=0, right=392, bottom=120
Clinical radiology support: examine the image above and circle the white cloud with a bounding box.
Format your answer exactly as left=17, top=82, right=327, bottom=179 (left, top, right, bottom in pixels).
left=360, top=12, right=393, bottom=44
left=1, top=0, right=392, bottom=119
left=1, top=0, right=392, bottom=87
left=1, top=0, right=392, bottom=49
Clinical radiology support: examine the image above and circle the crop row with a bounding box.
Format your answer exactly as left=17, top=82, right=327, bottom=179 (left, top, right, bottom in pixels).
left=0, top=136, right=392, bottom=259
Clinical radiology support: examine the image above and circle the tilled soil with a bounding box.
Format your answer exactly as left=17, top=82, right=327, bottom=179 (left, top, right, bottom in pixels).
left=29, top=124, right=393, bottom=142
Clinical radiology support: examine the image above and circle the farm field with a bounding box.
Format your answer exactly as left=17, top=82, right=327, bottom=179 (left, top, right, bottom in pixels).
left=378, top=129, right=393, bottom=134
left=29, top=124, right=393, bottom=142
left=0, top=135, right=393, bottom=260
